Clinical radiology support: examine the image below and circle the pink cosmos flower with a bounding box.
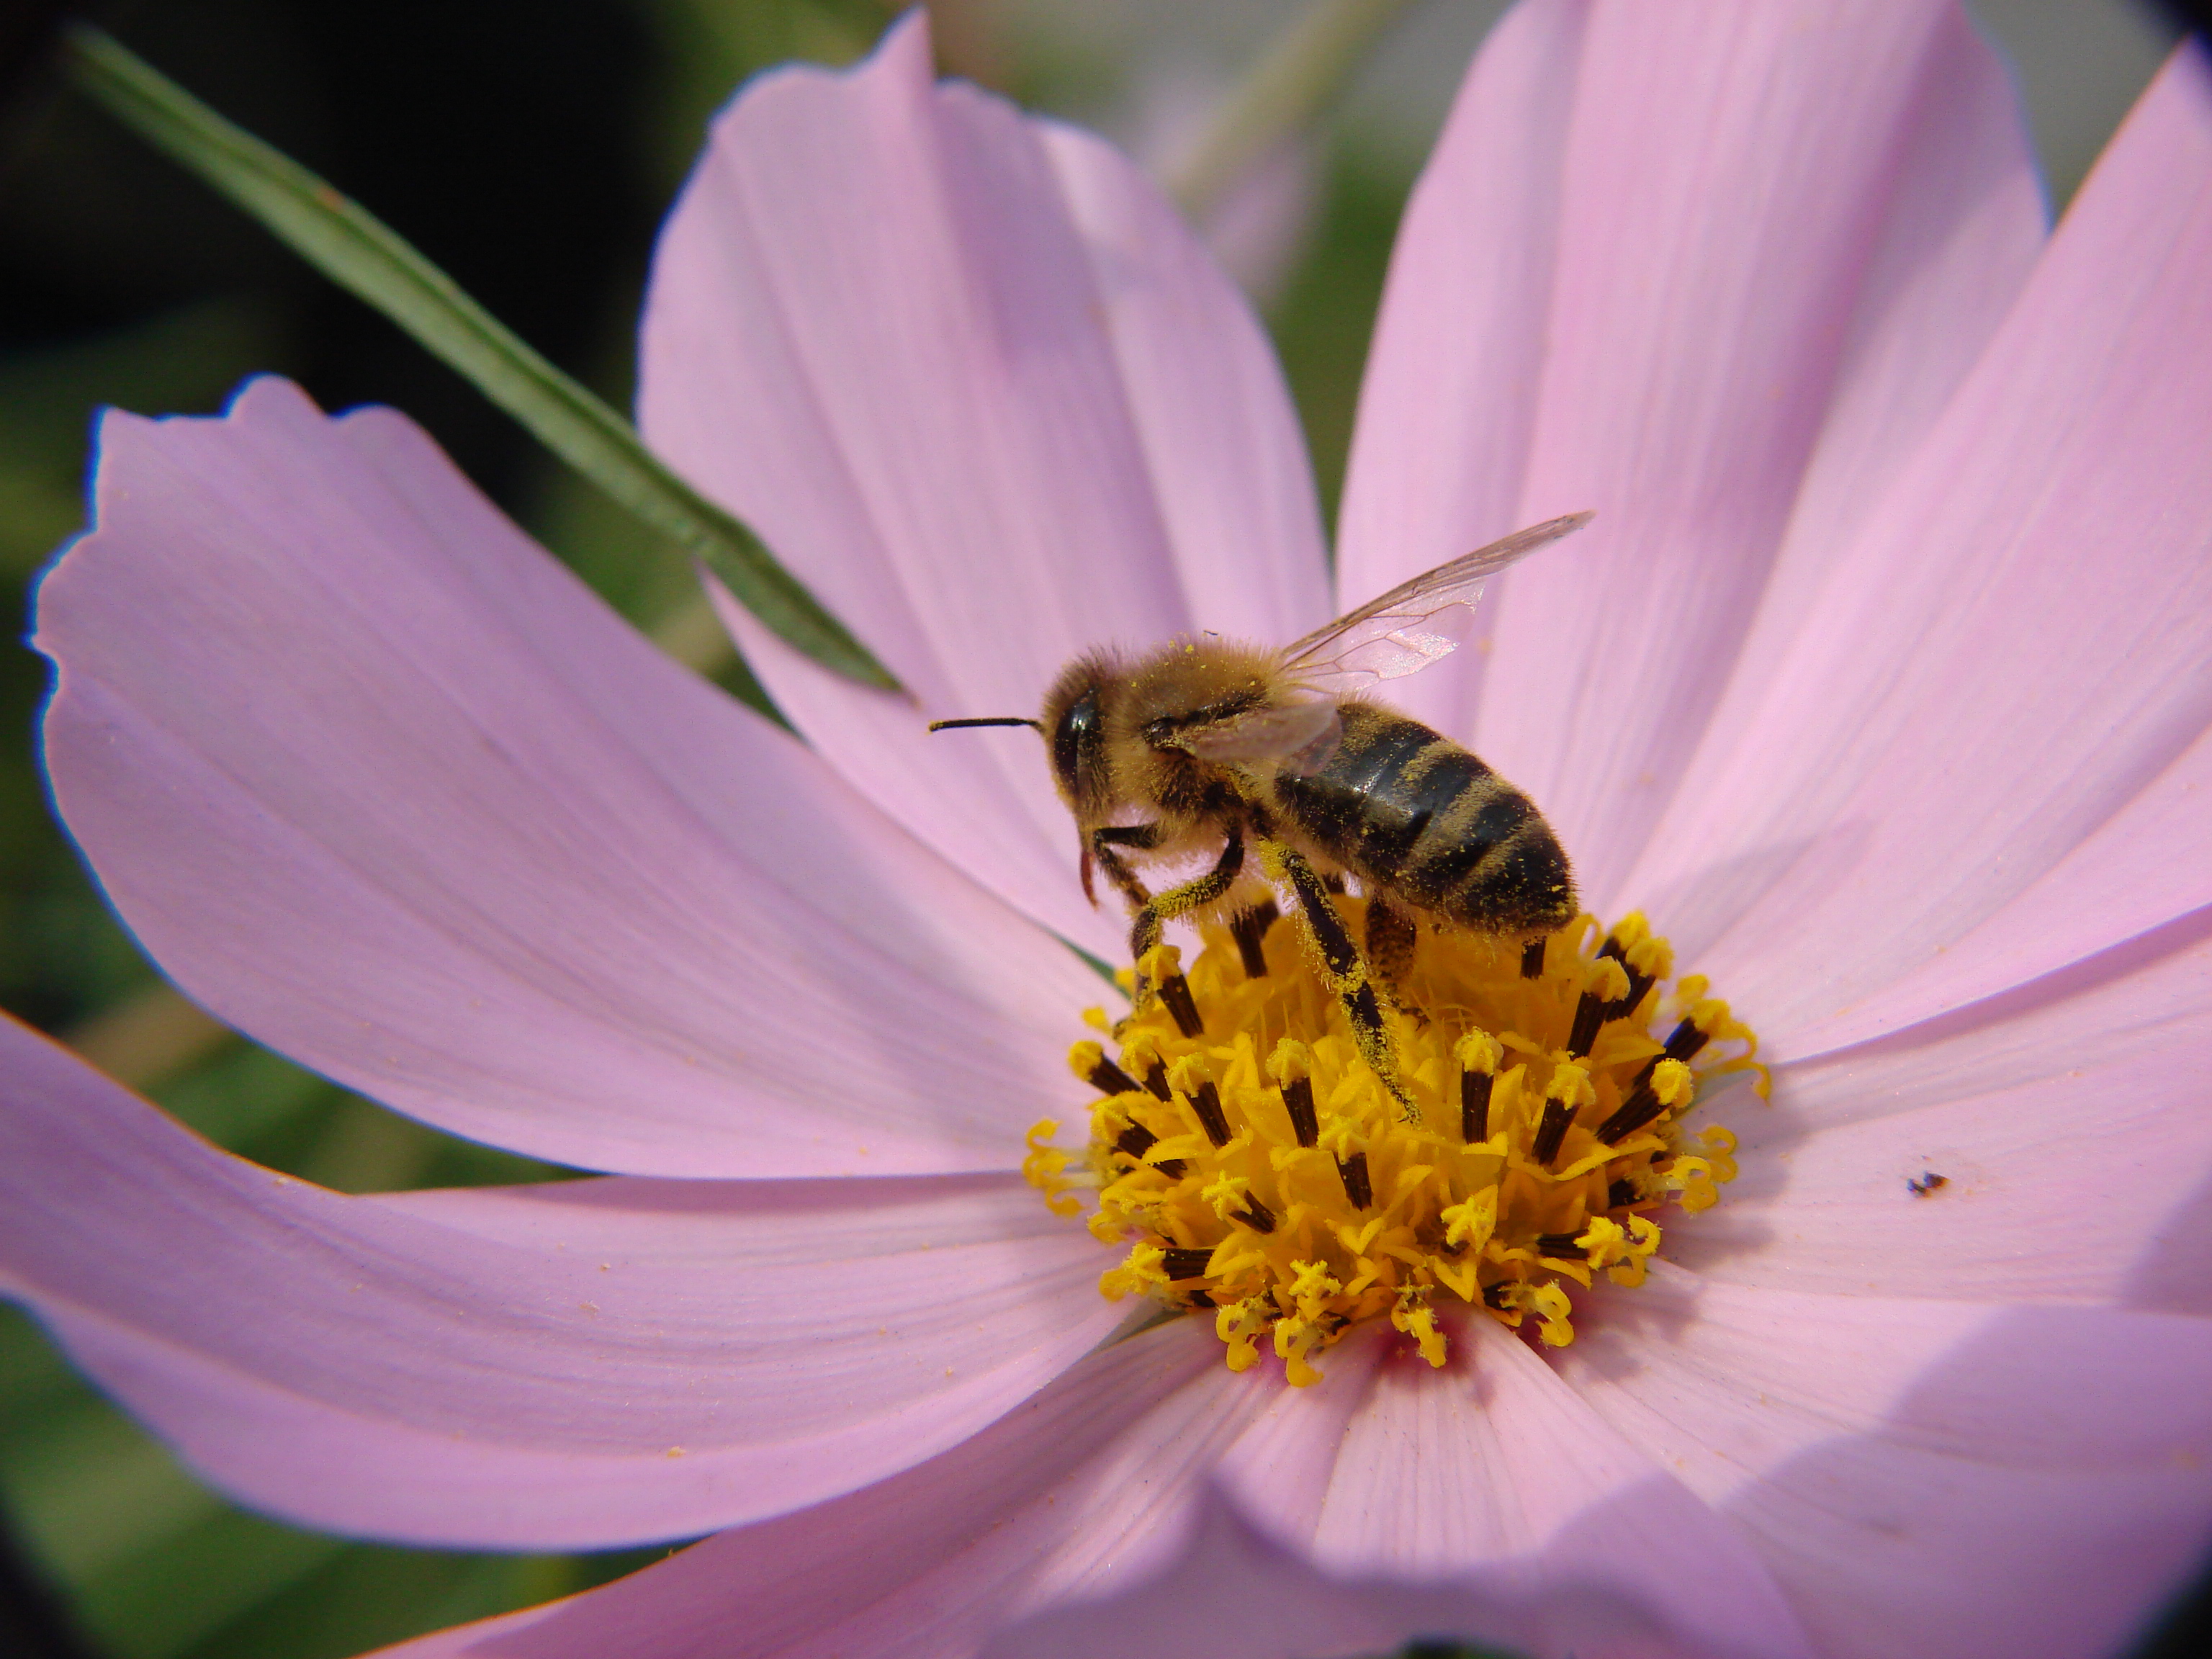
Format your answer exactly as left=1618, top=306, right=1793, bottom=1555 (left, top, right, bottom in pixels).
left=6, top=3, right=2212, bottom=1656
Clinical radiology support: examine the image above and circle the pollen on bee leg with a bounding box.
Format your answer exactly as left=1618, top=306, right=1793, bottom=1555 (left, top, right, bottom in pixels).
left=1033, top=899, right=1753, bottom=1382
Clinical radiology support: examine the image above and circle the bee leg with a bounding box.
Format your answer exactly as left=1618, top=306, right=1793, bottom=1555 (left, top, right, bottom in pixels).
left=1263, top=842, right=1416, bottom=1121
left=1128, top=830, right=1246, bottom=971
left=1364, top=894, right=1418, bottom=1006
left=1089, top=824, right=1160, bottom=916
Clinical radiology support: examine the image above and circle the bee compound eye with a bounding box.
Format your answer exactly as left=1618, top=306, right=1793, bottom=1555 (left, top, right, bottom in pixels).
left=1053, top=684, right=1107, bottom=805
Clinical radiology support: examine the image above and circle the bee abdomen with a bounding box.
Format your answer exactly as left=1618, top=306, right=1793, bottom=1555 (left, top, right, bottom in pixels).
left=1414, top=804, right=1575, bottom=934
left=1275, top=705, right=1575, bottom=938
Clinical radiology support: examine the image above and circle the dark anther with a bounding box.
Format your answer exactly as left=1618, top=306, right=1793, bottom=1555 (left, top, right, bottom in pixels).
left=1607, top=1179, right=1639, bottom=1210
left=1158, top=972, right=1204, bottom=1038
left=1280, top=1074, right=1318, bottom=1147
left=1115, top=1122, right=1187, bottom=1179
left=1230, top=901, right=1279, bottom=979
left=1565, top=989, right=1608, bottom=1059
left=1482, top=1282, right=1514, bottom=1310
left=1336, top=1150, right=1373, bottom=1210
left=1161, top=1246, right=1213, bottom=1280
left=1520, top=938, right=1547, bottom=979
left=1140, top=1059, right=1172, bottom=1100
left=1630, top=1019, right=1712, bottom=1091
left=1665, top=1019, right=1713, bottom=1063
left=1460, top=1067, right=1494, bottom=1143
left=1598, top=1082, right=1665, bottom=1146
left=1531, top=1095, right=1577, bottom=1166
left=1234, top=1195, right=1279, bottom=1234
left=1598, top=938, right=1657, bottom=1020
left=1084, top=1054, right=1142, bottom=1097
left=1184, top=1289, right=1217, bottom=1308
left=1611, top=968, right=1656, bottom=1020
left=1535, top=1232, right=1588, bottom=1259
left=1627, top=1020, right=1709, bottom=1097
left=1186, top=1078, right=1232, bottom=1147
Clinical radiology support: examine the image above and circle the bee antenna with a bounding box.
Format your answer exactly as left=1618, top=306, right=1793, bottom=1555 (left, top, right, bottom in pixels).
left=927, top=716, right=1043, bottom=733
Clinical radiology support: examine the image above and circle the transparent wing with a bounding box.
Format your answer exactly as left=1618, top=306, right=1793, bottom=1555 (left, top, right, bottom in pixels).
left=1282, top=511, right=1593, bottom=692
left=1175, top=698, right=1343, bottom=776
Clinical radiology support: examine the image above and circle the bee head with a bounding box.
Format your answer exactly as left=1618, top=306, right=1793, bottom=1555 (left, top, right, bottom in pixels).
left=1040, top=655, right=1117, bottom=819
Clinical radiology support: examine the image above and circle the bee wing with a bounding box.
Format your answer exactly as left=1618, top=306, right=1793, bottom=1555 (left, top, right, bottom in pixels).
left=1175, top=698, right=1344, bottom=777
left=1281, top=511, right=1593, bottom=692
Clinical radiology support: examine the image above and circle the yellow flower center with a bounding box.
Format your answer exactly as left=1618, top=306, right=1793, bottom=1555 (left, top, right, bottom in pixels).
left=1023, top=899, right=1763, bottom=1385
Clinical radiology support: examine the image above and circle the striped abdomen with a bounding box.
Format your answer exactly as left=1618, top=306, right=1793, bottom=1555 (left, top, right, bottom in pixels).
left=1271, top=701, right=1575, bottom=935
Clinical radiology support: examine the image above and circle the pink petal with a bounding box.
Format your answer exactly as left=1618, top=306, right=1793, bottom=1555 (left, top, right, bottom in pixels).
left=372, top=1317, right=1804, bottom=1659
left=1667, top=911, right=2212, bottom=1310
left=35, top=376, right=1103, bottom=1178
left=984, top=1491, right=1753, bottom=1659
left=365, top=1318, right=1242, bottom=1658
left=0, top=1017, right=1122, bottom=1550
left=1337, top=0, right=2045, bottom=902
left=1561, top=1268, right=2212, bottom=1659
left=1331, top=0, right=1584, bottom=686
left=1790, top=723, right=2212, bottom=1056
left=1629, top=47, right=2212, bottom=1037
left=1218, top=1313, right=1813, bottom=1659
left=637, top=12, right=1329, bottom=956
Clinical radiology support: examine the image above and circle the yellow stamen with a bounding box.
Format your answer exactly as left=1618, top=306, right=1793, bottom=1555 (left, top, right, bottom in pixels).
left=1022, top=902, right=1754, bottom=1382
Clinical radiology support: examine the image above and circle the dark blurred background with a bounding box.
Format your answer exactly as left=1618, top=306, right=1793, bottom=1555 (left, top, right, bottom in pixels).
left=0, top=1, right=2198, bottom=1655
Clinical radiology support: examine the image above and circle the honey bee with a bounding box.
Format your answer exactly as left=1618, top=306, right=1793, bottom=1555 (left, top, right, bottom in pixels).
left=932, top=513, right=1590, bottom=1104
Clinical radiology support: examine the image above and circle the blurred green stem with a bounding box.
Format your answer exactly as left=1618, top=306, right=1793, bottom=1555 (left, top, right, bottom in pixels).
left=1166, top=0, right=1425, bottom=221
left=61, top=23, right=896, bottom=693
left=62, top=982, right=232, bottom=1092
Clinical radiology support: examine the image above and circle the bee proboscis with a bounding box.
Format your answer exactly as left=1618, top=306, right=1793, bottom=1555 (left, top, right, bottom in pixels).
left=931, top=512, right=1591, bottom=1107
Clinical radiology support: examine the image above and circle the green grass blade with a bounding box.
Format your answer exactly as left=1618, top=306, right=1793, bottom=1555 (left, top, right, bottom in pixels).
left=63, top=23, right=898, bottom=693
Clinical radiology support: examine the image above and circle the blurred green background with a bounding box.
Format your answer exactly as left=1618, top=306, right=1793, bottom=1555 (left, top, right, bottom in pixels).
left=0, top=1, right=2193, bottom=1655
